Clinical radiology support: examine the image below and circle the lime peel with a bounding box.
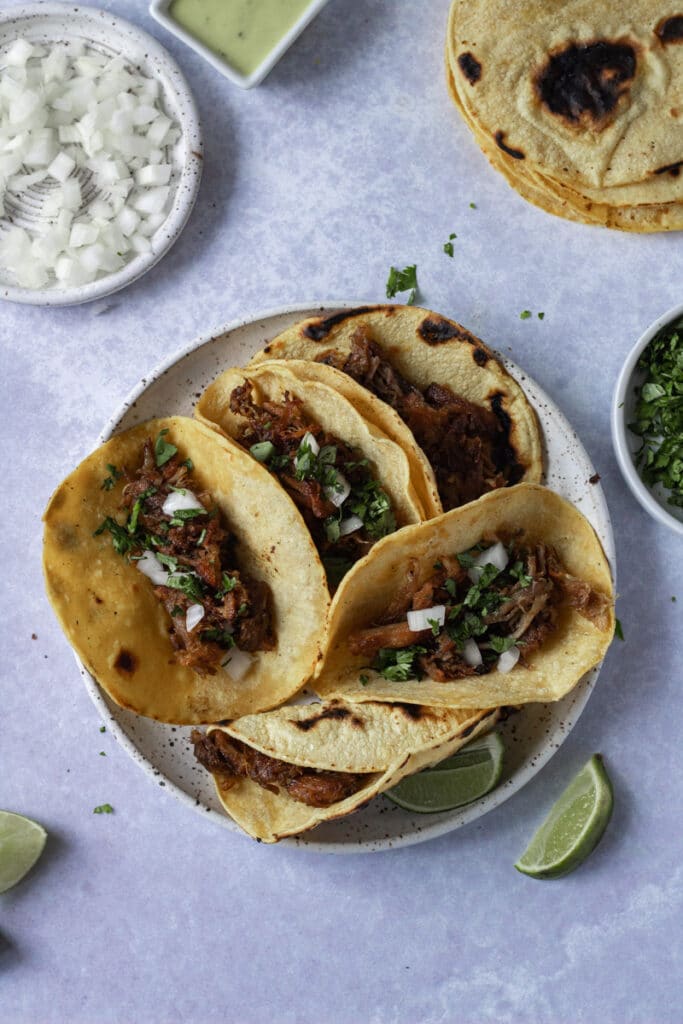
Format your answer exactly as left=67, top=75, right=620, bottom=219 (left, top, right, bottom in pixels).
left=386, top=732, right=504, bottom=813
left=515, top=754, right=613, bottom=880
left=0, top=811, right=47, bottom=894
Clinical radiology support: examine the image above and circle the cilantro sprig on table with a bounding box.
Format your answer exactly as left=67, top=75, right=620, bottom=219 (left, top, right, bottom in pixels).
left=629, top=316, right=683, bottom=507
left=386, top=264, right=418, bottom=305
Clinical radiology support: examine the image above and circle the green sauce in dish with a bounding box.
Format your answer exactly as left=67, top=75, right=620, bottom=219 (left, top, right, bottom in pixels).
left=169, top=0, right=315, bottom=77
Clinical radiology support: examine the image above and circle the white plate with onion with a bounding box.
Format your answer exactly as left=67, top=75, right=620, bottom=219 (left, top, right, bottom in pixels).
left=0, top=3, right=202, bottom=306
left=74, top=302, right=616, bottom=853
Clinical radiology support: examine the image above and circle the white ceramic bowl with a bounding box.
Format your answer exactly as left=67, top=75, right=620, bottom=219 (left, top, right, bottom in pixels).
left=0, top=2, right=203, bottom=307
left=150, top=0, right=329, bottom=89
left=612, top=301, right=683, bottom=536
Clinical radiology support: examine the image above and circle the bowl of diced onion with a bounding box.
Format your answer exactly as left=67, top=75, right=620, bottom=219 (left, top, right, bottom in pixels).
left=0, top=3, right=203, bottom=305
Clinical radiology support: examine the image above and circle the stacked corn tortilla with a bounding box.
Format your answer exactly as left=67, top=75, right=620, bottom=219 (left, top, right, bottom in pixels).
left=446, top=0, right=683, bottom=231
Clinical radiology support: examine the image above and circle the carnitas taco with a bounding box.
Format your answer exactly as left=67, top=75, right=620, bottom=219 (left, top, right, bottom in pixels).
left=315, top=484, right=614, bottom=708
left=249, top=305, right=543, bottom=514
left=195, top=363, right=424, bottom=591
left=191, top=699, right=500, bottom=842
left=43, top=417, right=329, bottom=724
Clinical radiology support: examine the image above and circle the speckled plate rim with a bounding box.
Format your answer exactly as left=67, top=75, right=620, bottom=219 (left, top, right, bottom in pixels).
left=611, top=300, right=683, bottom=537
left=0, top=2, right=203, bottom=307
left=74, top=301, right=615, bottom=854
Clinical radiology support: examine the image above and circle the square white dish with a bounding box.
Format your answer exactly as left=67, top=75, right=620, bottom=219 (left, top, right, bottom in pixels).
left=149, top=0, right=329, bottom=89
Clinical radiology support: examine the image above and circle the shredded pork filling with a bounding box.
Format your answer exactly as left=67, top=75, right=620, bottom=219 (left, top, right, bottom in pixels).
left=191, top=729, right=367, bottom=808
left=317, top=326, right=524, bottom=509
left=229, top=382, right=396, bottom=586
left=99, top=436, right=274, bottom=675
left=348, top=540, right=610, bottom=683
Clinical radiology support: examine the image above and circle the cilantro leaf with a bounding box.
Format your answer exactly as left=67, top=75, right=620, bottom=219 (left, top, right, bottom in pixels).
left=154, top=429, right=178, bottom=467
left=101, top=464, right=122, bottom=491
left=386, top=264, right=418, bottom=305
left=614, top=618, right=625, bottom=641
left=93, top=804, right=114, bottom=814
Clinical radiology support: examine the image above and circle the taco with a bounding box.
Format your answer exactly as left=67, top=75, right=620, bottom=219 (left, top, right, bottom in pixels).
left=315, top=483, right=614, bottom=709
left=195, top=363, right=424, bottom=591
left=248, top=305, right=543, bottom=514
left=43, top=417, right=329, bottom=724
left=191, top=699, right=500, bottom=842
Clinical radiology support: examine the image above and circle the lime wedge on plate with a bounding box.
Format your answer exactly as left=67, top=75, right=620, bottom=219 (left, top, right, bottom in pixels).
left=386, top=732, right=504, bottom=813
left=515, top=754, right=613, bottom=879
left=0, top=811, right=47, bottom=894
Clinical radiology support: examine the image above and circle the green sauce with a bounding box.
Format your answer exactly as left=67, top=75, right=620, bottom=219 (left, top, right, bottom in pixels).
left=169, top=0, right=315, bottom=77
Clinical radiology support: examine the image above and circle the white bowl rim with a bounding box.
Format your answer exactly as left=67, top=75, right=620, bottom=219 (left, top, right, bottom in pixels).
left=149, top=0, right=330, bottom=90
left=0, top=1, right=203, bottom=307
left=611, top=300, right=683, bottom=537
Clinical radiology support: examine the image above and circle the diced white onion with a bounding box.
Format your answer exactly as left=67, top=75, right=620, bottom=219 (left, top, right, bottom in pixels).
left=497, top=646, right=521, bottom=673
left=299, top=431, right=319, bottom=456
left=161, top=489, right=204, bottom=516
left=221, top=647, right=253, bottom=681
left=468, top=541, right=509, bottom=583
left=339, top=514, right=364, bottom=536
left=135, top=550, right=169, bottom=586
left=462, top=638, right=483, bottom=667
left=185, top=603, right=205, bottom=633
left=0, top=39, right=180, bottom=290
left=325, top=471, right=351, bottom=508
left=407, top=605, right=446, bottom=633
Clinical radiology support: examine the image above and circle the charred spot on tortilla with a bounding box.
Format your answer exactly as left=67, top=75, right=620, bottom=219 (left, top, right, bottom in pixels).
left=394, top=703, right=427, bottom=721
left=473, top=348, right=489, bottom=366
left=457, top=52, right=482, bottom=84
left=654, top=160, right=683, bottom=178
left=655, top=16, right=683, bottom=44
left=301, top=306, right=391, bottom=341
left=534, top=40, right=638, bottom=129
left=114, top=649, right=137, bottom=674
left=293, top=705, right=355, bottom=730
left=494, top=131, right=525, bottom=159
left=417, top=316, right=474, bottom=346
left=489, top=392, right=525, bottom=483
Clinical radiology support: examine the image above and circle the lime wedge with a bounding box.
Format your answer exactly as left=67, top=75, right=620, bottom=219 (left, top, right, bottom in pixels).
left=515, top=755, right=613, bottom=879
left=386, top=732, right=504, bottom=813
left=0, top=811, right=47, bottom=894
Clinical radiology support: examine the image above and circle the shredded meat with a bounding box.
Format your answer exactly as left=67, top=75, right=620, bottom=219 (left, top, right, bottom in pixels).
left=229, top=382, right=389, bottom=587
left=318, top=327, right=524, bottom=509
left=191, top=729, right=366, bottom=808
left=120, top=438, right=274, bottom=674
left=349, top=539, right=610, bottom=683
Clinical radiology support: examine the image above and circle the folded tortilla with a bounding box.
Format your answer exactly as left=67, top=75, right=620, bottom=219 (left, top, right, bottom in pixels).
left=43, top=417, right=329, bottom=724
left=201, top=700, right=500, bottom=842
left=315, top=483, right=614, bottom=708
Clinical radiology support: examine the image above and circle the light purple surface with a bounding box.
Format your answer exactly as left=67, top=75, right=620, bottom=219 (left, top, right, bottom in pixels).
left=2, top=1, right=682, bottom=1021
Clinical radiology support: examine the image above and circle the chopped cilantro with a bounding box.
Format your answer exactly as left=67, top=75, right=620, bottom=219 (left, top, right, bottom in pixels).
left=672, top=596, right=677, bottom=603
left=469, top=202, right=477, bottom=209
left=165, top=572, right=205, bottom=602
left=154, top=429, right=178, bottom=467
left=614, top=618, right=625, bottom=641
left=489, top=635, right=518, bottom=654
left=169, top=507, right=206, bottom=527
left=200, top=628, right=235, bottom=648
left=386, top=264, right=418, bottom=305
left=359, top=674, right=369, bottom=686
left=99, top=725, right=106, bottom=733
left=537, top=312, right=545, bottom=320
left=216, top=572, right=238, bottom=598
left=375, top=645, right=426, bottom=681
left=99, top=751, right=106, bottom=757
left=629, top=316, right=683, bottom=507
left=196, top=528, right=207, bottom=547
left=443, top=233, right=457, bottom=257
left=520, top=310, right=532, bottom=320
left=94, top=516, right=135, bottom=556
left=101, top=464, right=122, bottom=491
left=325, top=516, right=341, bottom=543
left=427, top=617, right=441, bottom=637
left=93, top=804, right=113, bottom=814
left=170, top=605, right=183, bottom=617
left=509, top=560, right=532, bottom=587
left=347, top=478, right=396, bottom=539
left=155, top=552, right=178, bottom=572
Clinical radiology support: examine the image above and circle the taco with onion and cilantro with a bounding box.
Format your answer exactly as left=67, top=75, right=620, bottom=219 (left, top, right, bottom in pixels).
left=43, top=417, right=328, bottom=724
left=248, top=304, right=544, bottom=517
left=314, top=483, right=614, bottom=709
left=195, top=363, right=425, bottom=592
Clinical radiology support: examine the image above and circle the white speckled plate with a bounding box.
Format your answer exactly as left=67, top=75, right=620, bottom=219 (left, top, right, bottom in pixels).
left=80, top=302, right=615, bottom=853
left=0, top=3, right=203, bottom=306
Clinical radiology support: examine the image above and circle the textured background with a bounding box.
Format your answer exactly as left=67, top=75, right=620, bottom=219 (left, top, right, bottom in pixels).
left=2, top=1, right=682, bottom=1022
